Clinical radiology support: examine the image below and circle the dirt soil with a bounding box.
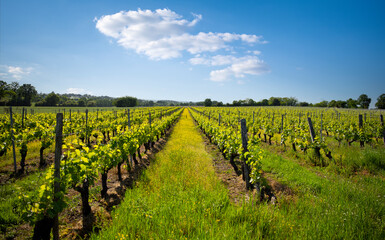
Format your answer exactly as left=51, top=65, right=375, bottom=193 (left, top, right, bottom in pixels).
left=0, top=152, right=55, bottom=185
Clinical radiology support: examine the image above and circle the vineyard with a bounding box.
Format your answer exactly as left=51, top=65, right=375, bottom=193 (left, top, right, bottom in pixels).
left=1, top=106, right=385, bottom=239
left=0, top=106, right=182, bottom=239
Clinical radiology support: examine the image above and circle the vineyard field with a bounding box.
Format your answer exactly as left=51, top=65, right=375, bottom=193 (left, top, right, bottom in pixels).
left=0, top=106, right=384, bottom=239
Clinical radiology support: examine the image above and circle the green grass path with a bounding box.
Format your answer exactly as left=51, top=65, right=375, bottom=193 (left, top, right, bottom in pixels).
left=92, top=108, right=264, bottom=239
left=92, top=108, right=385, bottom=240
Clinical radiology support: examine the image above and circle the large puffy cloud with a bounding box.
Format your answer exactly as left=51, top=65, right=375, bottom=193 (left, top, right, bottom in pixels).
left=96, top=8, right=269, bottom=81
left=96, top=9, right=265, bottom=60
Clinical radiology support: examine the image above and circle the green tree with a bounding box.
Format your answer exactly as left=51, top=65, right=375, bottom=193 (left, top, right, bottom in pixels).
left=299, top=102, right=309, bottom=107
left=375, top=94, right=385, bottom=109
left=7, top=82, right=20, bottom=105
left=269, top=97, right=281, bottom=106
left=336, top=100, right=347, bottom=108
left=17, top=84, right=37, bottom=106
left=314, top=101, right=328, bottom=107
left=0, top=80, right=16, bottom=104
left=245, top=98, right=256, bottom=106
left=114, top=96, right=137, bottom=107
left=59, top=95, right=68, bottom=106
left=204, top=98, right=212, bottom=107
left=78, top=97, right=88, bottom=107
left=347, top=98, right=358, bottom=108
left=357, top=94, right=371, bottom=109
left=328, top=100, right=337, bottom=108
left=261, top=99, right=269, bottom=106
left=78, top=99, right=86, bottom=107
left=281, top=97, right=298, bottom=106
left=44, top=92, right=60, bottom=106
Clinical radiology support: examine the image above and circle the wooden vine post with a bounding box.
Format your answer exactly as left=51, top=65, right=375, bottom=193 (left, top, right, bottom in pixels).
left=9, top=106, right=17, bottom=174
left=307, top=117, right=320, bottom=158
left=53, top=113, right=63, bottom=240
left=218, top=113, right=221, bottom=126
left=320, top=113, right=323, bottom=141
left=127, top=109, right=131, bottom=129
left=240, top=119, right=252, bottom=190
left=359, top=114, right=364, bottom=147
left=85, top=109, right=89, bottom=145
left=149, top=111, right=152, bottom=127
left=280, top=114, right=284, bottom=133
left=21, top=107, right=25, bottom=129
left=381, top=115, right=385, bottom=145
left=307, top=117, right=316, bottom=142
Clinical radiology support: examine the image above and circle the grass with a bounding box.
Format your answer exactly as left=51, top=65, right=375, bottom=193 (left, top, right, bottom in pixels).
left=267, top=132, right=385, bottom=176
left=260, top=150, right=385, bottom=239
left=0, top=171, right=44, bottom=237
left=92, top=108, right=385, bottom=239
left=91, top=109, right=264, bottom=239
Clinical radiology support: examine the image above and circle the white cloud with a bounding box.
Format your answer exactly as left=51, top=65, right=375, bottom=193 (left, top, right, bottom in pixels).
left=190, top=55, right=270, bottom=82
left=66, top=88, right=92, bottom=95
left=96, top=8, right=270, bottom=82
left=248, top=50, right=261, bottom=55
left=210, top=68, right=233, bottom=82
left=190, top=55, right=237, bottom=66
left=0, top=65, right=33, bottom=80
left=96, top=8, right=265, bottom=60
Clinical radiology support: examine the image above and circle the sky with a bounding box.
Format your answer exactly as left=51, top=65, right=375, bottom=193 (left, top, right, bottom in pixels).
left=1, top=0, right=384, bottom=106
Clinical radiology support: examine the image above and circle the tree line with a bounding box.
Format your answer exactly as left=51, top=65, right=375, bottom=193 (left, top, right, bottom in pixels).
left=0, top=81, right=137, bottom=107
left=1, top=80, right=384, bottom=109
left=204, top=94, right=385, bottom=109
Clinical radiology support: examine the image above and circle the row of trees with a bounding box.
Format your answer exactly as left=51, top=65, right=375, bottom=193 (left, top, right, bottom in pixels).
left=0, top=81, right=37, bottom=106
left=204, top=94, right=385, bottom=109
left=2, top=80, right=384, bottom=109
left=0, top=81, right=120, bottom=107
left=35, top=92, right=115, bottom=107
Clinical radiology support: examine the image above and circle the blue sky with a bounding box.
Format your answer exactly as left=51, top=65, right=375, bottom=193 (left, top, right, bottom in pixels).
left=1, top=0, right=384, bottom=105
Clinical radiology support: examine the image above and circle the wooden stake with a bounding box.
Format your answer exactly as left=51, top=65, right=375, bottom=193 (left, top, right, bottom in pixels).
left=127, top=109, right=131, bottom=129
left=10, top=107, right=17, bottom=173
left=53, top=113, right=63, bottom=240
left=21, top=107, right=25, bottom=129
left=149, top=111, right=152, bottom=127
left=359, top=114, right=364, bottom=147
left=381, top=115, right=385, bottom=145
left=307, top=117, right=316, bottom=143
left=240, top=119, right=252, bottom=190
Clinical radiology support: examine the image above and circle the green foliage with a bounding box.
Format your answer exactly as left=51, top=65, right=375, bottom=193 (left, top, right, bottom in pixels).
left=269, top=97, right=281, bottom=106
left=3, top=82, right=37, bottom=106
left=204, top=98, right=212, bottom=107
left=113, top=96, right=137, bottom=107
left=357, top=94, right=371, bottom=109
left=5, top=106, right=182, bottom=231
left=35, top=92, right=60, bottom=106
left=347, top=98, right=358, bottom=108
left=314, top=100, right=328, bottom=107
left=375, top=93, right=385, bottom=109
